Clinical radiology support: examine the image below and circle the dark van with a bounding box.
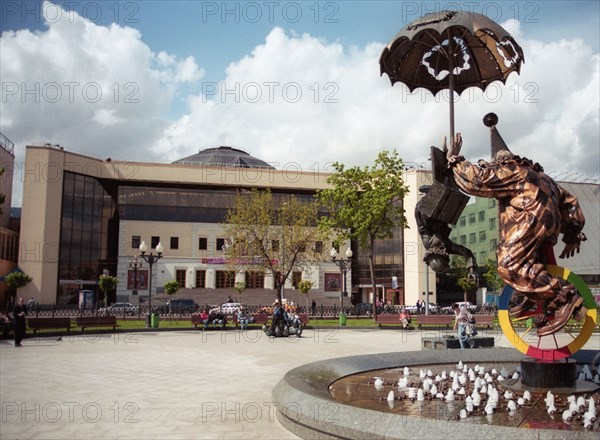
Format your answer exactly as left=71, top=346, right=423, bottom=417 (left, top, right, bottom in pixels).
left=167, top=299, right=198, bottom=314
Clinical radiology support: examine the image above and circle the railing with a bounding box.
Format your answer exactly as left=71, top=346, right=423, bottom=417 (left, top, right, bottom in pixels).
left=20, top=303, right=498, bottom=320
left=0, top=132, right=14, bottom=155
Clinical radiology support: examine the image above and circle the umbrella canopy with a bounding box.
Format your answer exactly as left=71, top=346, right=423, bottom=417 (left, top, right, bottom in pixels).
left=380, top=10, right=524, bottom=137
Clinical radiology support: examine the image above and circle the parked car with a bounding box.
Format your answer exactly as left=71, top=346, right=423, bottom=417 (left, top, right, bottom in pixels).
left=405, top=302, right=439, bottom=314
left=440, top=301, right=477, bottom=314
left=209, top=302, right=244, bottom=315
left=99, top=303, right=138, bottom=316
left=349, top=303, right=372, bottom=315
left=166, top=299, right=198, bottom=314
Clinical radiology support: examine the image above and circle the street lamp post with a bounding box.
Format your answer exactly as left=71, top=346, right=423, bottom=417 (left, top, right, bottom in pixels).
left=129, top=255, right=142, bottom=295
left=330, top=246, right=353, bottom=311
left=139, top=241, right=163, bottom=328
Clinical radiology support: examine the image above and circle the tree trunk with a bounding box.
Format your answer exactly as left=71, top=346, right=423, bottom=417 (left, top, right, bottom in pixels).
left=369, top=237, right=377, bottom=322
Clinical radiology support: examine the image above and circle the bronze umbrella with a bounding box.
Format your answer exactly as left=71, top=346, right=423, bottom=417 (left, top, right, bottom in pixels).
left=380, top=10, right=524, bottom=139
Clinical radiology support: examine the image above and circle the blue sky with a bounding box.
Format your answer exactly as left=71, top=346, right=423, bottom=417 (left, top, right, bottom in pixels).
left=1, top=1, right=599, bottom=204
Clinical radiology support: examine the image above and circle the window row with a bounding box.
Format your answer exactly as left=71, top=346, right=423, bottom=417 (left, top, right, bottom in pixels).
left=131, top=236, right=323, bottom=253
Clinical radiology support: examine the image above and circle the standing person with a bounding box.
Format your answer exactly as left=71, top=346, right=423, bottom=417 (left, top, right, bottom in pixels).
left=416, top=300, right=422, bottom=315
left=452, top=303, right=472, bottom=349
left=311, top=299, right=317, bottom=317
left=12, top=297, right=28, bottom=347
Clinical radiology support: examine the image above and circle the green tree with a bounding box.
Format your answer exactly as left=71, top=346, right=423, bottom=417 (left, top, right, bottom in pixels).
left=223, top=189, right=327, bottom=303
left=234, top=281, right=246, bottom=303
left=483, top=258, right=503, bottom=300
left=317, top=150, right=409, bottom=320
left=98, top=274, right=118, bottom=307
left=449, top=256, right=478, bottom=303
left=163, top=280, right=180, bottom=314
left=297, top=279, right=314, bottom=320
left=4, top=271, right=32, bottom=290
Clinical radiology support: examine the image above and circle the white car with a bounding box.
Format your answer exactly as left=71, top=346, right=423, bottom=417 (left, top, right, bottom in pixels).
left=405, top=303, right=439, bottom=314
left=99, top=302, right=139, bottom=316
left=211, top=303, right=244, bottom=315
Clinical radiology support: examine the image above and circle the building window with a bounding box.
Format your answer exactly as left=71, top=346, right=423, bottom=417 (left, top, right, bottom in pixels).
left=489, top=218, right=497, bottom=230
left=292, top=271, right=302, bottom=288
left=459, top=217, right=466, bottom=227
left=478, top=211, right=485, bottom=222
left=175, top=269, right=186, bottom=286
left=195, top=270, right=206, bottom=288
left=215, top=271, right=235, bottom=288
left=460, top=235, right=467, bottom=245
left=151, top=236, right=160, bottom=248
left=490, top=238, right=497, bottom=249
left=245, top=271, right=265, bottom=289
left=216, top=238, right=226, bottom=252
left=272, top=240, right=279, bottom=252
left=132, top=235, right=140, bottom=249
left=314, top=241, right=323, bottom=253
left=198, top=237, right=207, bottom=250
left=488, top=199, right=496, bottom=208
left=170, top=237, right=179, bottom=250
left=468, top=213, right=476, bottom=224
left=469, top=233, right=476, bottom=243
left=479, top=231, right=486, bottom=241
left=479, top=251, right=487, bottom=261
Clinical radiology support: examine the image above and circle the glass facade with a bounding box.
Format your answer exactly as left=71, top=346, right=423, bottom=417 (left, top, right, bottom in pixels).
left=351, top=224, right=405, bottom=302
left=58, top=172, right=117, bottom=304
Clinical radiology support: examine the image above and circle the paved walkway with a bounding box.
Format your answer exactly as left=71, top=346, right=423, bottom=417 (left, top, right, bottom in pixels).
left=1, top=328, right=598, bottom=440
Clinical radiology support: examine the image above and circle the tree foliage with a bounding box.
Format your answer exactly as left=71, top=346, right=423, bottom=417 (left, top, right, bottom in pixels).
left=163, top=280, right=180, bottom=295
left=316, top=150, right=409, bottom=319
left=4, top=271, right=32, bottom=290
left=98, top=274, right=118, bottom=307
left=483, top=258, right=503, bottom=293
left=449, top=257, right=478, bottom=302
left=223, top=189, right=327, bottom=302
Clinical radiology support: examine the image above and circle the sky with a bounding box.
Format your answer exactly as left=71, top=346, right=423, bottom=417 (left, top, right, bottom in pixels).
left=1, top=1, right=599, bottom=206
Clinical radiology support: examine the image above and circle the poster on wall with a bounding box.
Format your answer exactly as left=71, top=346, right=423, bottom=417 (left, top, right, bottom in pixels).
left=324, top=273, right=342, bottom=291
left=127, top=270, right=148, bottom=290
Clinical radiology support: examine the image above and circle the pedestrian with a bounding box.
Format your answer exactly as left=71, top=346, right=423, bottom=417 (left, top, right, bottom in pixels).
left=452, top=303, right=472, bottom=349
left=311, top=299, right=317, bottom=316
left=12, top=297, right=28, bottom=347
left=416, top=300, right=421, bottom=315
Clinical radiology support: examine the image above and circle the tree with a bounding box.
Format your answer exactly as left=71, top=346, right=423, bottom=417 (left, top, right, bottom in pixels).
left=317, top=150, right=409, bottom=321
left=234, top=281, right=246, bottom=303
left=163, top=280, right=180, bottom=314
left=4, top=271, right=32, bottom=291
left=297, top=279, right=314, bottom=320
left=483, top=258, right=503, bottom=302
left=98, top=274, right=118, bottom=307
left=223, top=189, right=327, bottom=303
left=449, top=257, right=477, bottom=303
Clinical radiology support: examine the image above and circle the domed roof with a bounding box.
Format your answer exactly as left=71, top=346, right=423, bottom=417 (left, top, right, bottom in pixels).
left=173, top=146, right=274, bottom=169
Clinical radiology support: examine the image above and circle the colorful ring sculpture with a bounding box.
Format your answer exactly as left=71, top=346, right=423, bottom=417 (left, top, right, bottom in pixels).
left=498, top=265, right=597, bottom=360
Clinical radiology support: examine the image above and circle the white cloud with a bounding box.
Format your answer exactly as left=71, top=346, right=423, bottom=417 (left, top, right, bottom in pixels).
left=154, top=25, right=600, bottom=177
left=2, top=5, right=598, bottom=206
left=0, top=1, right=203, bottom=203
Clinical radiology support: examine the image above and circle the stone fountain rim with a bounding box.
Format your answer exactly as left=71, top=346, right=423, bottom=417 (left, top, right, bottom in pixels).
left=272, top=348, right=598, bottom=440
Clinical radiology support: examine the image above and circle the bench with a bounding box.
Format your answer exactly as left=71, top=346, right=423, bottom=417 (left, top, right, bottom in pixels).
left=472, top=314, right=494, bottom=328
left=376, top=314, right=402, bottom=326
left=27, top=317, right=71, bottom=335
left=76, top=316, right=119, bottom=331
left=416, top=314, right=454, bottom=328
left=191, top=314, right=228, bottom=329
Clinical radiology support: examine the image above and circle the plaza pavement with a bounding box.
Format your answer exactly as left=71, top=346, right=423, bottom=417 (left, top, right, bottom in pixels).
left=1, top=327, right=598, bottom=440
